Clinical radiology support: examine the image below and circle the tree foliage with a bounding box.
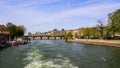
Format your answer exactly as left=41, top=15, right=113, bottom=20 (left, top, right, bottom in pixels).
left=108, top=9, right=120, bottom=37
left=16, top=26, right=24, bottom=36
left=65, top=31, right=73, bottom=42
left=6, top=22, right=17, bottom=36
left=82, top=27, right=100, bottom=39
left=83, top=28, right=91, bottom=39
left=74, top=32, right=79, bottom=38
left=61, top=29, right=65, bottom=32
left=53, top=28, right=58, bottom=31
left=6, top=22, right=26, bottom=37
left=0, top=25, right=7, bottom=33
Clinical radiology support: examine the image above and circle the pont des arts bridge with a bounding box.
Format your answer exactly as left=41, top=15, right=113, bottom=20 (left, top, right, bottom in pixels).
left=24, top=35, right=65, bottom=40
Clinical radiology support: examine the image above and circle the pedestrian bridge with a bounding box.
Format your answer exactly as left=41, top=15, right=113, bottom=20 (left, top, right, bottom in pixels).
left=24, top=35, right=65, bottom=40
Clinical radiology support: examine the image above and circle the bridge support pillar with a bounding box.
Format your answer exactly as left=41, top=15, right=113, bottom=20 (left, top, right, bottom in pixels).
left=48, top=37, right=49, bottom=40
left=54, top=37, right=56, bottom=40
left=33, top=37, right=35, bottom=40
left=40, top=36, right=42, bottom=40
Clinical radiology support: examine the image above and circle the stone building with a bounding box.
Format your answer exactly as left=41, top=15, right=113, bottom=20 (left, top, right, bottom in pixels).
left=66, top=28, right=84, bottom=39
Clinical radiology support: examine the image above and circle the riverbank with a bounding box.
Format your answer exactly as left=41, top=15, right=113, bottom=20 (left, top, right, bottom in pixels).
left=69, top=39, right=120, bottom=47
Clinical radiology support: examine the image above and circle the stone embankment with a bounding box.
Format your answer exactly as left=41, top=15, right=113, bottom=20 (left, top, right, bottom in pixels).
left=70, top=39, right=120, bottom=47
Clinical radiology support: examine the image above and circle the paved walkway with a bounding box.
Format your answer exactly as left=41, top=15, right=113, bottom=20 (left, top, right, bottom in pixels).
left=70, top=39, right=120, bottom=47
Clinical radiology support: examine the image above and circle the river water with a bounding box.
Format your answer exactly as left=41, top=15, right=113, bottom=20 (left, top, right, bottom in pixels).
left=0, top=40, right=120, bottom=68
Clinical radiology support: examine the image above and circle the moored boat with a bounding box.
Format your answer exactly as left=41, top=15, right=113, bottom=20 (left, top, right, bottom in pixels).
left=9, top=38, right=28, bottom=45
left=9, top=40, right=28, bottom=45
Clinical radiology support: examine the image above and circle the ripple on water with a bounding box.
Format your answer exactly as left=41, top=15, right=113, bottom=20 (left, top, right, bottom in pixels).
left=24, top=48, right=78, bottom=68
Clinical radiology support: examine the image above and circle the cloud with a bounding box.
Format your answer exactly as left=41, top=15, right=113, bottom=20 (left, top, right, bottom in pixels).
left=37, top=2, right=120, bottom=23
left=16, top=0, right=62, bottom=8
left=0, top=0, right=120, bottom=32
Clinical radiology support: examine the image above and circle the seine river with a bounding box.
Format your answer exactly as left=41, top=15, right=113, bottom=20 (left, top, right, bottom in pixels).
left=0, top=40, right=120, bottom=68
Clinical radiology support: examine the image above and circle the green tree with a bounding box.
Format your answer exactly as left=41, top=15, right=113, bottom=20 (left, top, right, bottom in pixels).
left=6, top=22, right=17, bottom=37
left=89, top=28, right=98, bottom=39
left=108, top=9, right=120, bottom=37
left=16, top=26, right=24, bottom=36
left=65, top=31, right=73, bottom=42
left=18, top=25, right=26, bottom=34
left=104, top=26, right=112, bottom=39
left=83, top=28, right=91, bottom=39
left=83, top=27, right=100, bottom=39
left=6, top=22, right=26, bottom=39
left=0, top=25, right=7, bottom=33
left=74, top=32, right=78, bottom=38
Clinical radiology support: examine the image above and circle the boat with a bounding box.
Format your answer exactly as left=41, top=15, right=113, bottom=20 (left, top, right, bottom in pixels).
left=9, top=38, right=28, bottom=45
left=0, top=40, right=11, bottom=49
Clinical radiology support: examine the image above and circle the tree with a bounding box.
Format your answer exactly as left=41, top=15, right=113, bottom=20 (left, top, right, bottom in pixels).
left=104, top=26, right=112, bottom=39
left=6, top=22, right=26, bottom=40
left=65, top=31, right=73, bottom=42
left=53, top=28, right=58, bottom=31
left=82, top=27, right=100, bottom=39
left=16, top=26, right=24, bottom=36
left=89, top=27, right=100, bottom=39
left=61, top=29, right=65, bottom=32
left=97, top=19, right=104, bottom=38
left=108, top=9, right=120, bottom=37
left=18, top=25, right=26, bottom=34
left=74, top=32, right=78, bottom=38
left=6, top=22, right=17, bottom=37
left=83, top=28, right=91, bottom=39
left=0, top=25, right=7, bottom=33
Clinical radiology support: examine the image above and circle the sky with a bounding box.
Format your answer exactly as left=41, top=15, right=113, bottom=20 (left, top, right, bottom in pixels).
left=0, top=0, right=120, bottom=34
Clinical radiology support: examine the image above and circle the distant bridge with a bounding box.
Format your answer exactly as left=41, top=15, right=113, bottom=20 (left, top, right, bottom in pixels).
left=24, top=35, right=65, bottom=40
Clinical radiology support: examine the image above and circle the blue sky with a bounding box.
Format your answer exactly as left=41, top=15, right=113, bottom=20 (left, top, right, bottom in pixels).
left=0, top=0, right=120, bottom=34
